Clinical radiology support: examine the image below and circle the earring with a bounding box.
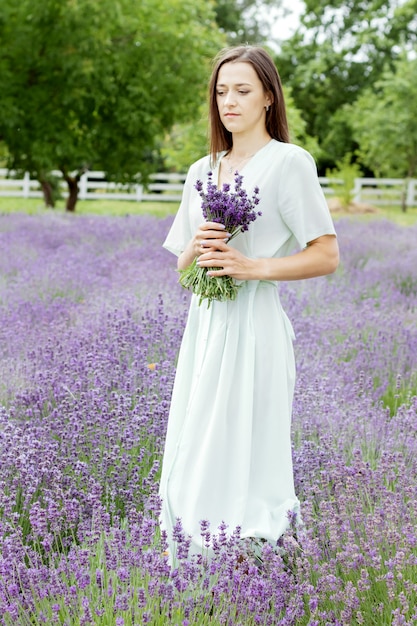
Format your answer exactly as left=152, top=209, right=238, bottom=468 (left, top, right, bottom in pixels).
left=266, top=105, right=270, bottom=112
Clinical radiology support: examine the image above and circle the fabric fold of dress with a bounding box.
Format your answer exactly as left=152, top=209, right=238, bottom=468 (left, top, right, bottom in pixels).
left=159, top=140, right=336, bottom=562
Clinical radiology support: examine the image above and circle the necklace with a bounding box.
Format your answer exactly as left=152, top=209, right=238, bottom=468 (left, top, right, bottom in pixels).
left=224, top=140, right=271, bottom=174
left=225, top=152, right=256, bottom=174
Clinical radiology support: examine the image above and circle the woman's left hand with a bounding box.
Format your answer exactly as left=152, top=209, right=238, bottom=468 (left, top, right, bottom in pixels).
left=196, top=234, right=339, bottom=282
left=196, top=240, right=255, bottom=280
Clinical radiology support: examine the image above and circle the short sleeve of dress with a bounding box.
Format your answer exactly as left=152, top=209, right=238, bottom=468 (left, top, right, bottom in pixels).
left=162, top=167, right=194, bottom=257
left=278, top=147, right=336, bottom=250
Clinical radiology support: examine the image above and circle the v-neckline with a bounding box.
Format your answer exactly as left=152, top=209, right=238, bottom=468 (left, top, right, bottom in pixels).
left=216, top=139, right=272, bottom=188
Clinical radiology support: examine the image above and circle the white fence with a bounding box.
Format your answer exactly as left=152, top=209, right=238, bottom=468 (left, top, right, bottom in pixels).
left=0, top=169, right=416, bottom=206
left=0, top=170, right=186, bottom=203
left=353, top=178, right=417, bottom=207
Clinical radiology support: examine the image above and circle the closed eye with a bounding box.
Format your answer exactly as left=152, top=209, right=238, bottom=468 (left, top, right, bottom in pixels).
left=216, top=90, right=250, bottom=96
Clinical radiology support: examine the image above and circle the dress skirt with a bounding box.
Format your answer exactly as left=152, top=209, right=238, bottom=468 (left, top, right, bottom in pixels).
left=159, top=279, right=300, bottom=561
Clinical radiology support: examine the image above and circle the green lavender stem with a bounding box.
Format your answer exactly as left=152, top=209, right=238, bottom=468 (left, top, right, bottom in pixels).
left=179, top=258, right=240, bottom=307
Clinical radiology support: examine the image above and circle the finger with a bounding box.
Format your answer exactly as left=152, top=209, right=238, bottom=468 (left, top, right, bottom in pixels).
left=200, top=226, right=229, bottom=241
left=197, top=252, right=227, bottom=267
left=200, top=240, right=232, bottom=257
left=201, top=221, right=226, bottom=231
left=200, top=231, right=230, bottom=243
left=209, top=239, right=229, bottom=250
left=206, top=268, right=228, bottom=277
left=200, top=238, right=229, bottom=250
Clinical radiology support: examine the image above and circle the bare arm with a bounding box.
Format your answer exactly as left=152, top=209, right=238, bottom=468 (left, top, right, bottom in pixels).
left=196, top=234, right=339, bottom=280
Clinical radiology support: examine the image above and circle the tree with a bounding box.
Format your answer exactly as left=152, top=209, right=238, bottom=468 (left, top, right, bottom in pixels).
left=214, top=0, right=284, bottom=45
left=161, top=105, right=209, bottom=174
left=0, top=0, right=223, bottom=210
left=346, top=53, right=417, bottom=209
left=275, top=0, right=417, bottom=171
left=284, top=88, right=321, bottom=159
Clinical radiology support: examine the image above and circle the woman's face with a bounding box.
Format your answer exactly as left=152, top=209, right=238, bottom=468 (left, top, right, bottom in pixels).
left=216, top=61, right=271, bottom=137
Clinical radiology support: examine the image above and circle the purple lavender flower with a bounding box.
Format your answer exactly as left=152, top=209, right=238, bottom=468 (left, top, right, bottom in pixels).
left=179, top=172, right=261, bottom=306
left=0, top=214, right=417, bottom=624
left=196, top=171, right=261, bottom=237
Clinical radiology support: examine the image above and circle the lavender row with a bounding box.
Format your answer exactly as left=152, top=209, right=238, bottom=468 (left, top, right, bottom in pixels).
left=0, top=214, right=416, bottom=625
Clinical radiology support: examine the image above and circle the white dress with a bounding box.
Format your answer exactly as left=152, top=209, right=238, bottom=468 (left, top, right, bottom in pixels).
left=159, top=139, right=336, bottom=561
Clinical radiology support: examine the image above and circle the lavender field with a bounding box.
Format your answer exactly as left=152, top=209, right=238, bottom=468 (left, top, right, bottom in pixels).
left=0, top=213, right=417, bottom=625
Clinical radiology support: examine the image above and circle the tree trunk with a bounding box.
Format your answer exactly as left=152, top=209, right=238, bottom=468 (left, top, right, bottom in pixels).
left=65, top=175, right=79, bottom=212
left=40, top=178, right=55, bottom=208
left=401, top=174, right=412, bottom=213
left=401, top=178, right=408, bottom=213
left=401, top=191, right=407, bottom=213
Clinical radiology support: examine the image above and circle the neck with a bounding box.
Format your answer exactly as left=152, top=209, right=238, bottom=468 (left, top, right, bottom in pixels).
left=228, top=133, right=271, bottom=159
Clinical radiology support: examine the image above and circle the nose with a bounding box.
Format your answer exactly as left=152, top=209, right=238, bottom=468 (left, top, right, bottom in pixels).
left=224, top=91, right=236, bottom=106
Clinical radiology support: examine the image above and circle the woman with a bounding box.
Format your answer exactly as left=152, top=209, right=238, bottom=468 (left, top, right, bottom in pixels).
left=159, top=45, right=339, bottom=564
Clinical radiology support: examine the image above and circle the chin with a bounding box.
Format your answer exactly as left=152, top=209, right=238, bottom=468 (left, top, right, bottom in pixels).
left=222, top=121, right=240, bottom=133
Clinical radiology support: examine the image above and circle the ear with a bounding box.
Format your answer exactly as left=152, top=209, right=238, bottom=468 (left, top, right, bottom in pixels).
left=265, top=91, right=273, bottom=107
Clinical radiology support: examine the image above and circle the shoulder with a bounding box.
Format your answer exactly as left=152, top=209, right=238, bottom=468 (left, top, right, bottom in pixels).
left=186, top=151, right=228, bottom=178
left=269, top=140, right=316, bottom=164
left=267, top=140, right=319, bottom=178
left=179, top=156, right=211, bottom=197
left=186, top=154, right=213, bottom=179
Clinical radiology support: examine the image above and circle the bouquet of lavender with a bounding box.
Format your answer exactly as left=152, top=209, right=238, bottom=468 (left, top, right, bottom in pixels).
left=179, top=171, right=261, bottom=307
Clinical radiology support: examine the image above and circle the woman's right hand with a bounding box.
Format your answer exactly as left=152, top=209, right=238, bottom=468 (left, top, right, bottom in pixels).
left=177, top=222, right=230, bottom=271
left=192, top=221, right=230, bottom=257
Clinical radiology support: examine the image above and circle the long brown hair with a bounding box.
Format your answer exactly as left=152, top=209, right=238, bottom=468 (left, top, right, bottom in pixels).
left=208, top=45, right=290, bottom=163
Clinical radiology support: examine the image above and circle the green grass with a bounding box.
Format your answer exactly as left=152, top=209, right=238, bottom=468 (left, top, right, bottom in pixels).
left=0, top=197, right=178, bottom=218
left=0, top=196, right=417, bottom=224
left=333, top=204, right=417, bottom=226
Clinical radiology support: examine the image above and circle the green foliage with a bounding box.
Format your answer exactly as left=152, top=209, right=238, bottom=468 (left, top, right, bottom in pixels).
left=276, top=0, right=417, bottom=171
left=0, top=0, right=224, bottom=209
left=0, top=143, right=8, bottom=167
left=214, top=0, right=279, bottom=44
left=325, top=153, right=362, bottom=208
left=284, top=88, right=321, bottom=158
left=161, top=104, right=209, bottom=173
left=347, top=53, right=417, bottom=180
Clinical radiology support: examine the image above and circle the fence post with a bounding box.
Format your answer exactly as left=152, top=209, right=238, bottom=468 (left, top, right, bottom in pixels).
left=135, top=184, right=143, bottom=201
left=352, top=178, right=362, bottom=203
left=22, top=172, right=31, bottom=198
left=79, top=172, right=88, bottom=200
left=406, top=179, right=414, bottom=207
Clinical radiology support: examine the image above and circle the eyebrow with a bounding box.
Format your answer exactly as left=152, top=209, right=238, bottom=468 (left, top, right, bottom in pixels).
left=216, top=82, right=253, bottom=88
